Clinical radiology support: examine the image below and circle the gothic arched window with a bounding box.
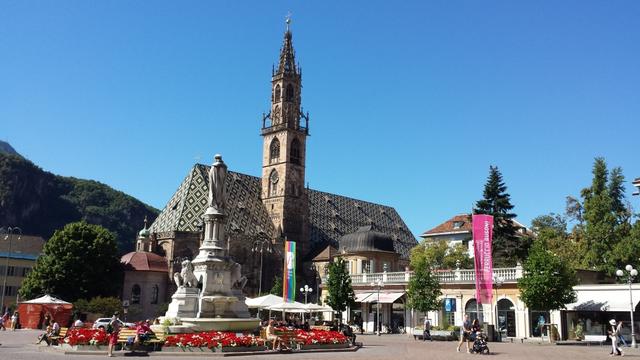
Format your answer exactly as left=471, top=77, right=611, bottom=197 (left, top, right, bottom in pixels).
left=274, top=85, right=281, bottom=102
left=291, top=138, right=301, bottom=165
left=286, top=84, right=294, bottom=101
left=131, top=284, right=141, bottom=304
left=151, top=285, right=159, bottom=304
left=269, top=138, right=280, bottom=164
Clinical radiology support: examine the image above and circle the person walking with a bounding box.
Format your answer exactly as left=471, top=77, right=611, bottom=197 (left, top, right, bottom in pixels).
left=10, top=311, right=19, bottom=331
left=617, top=321, right=628, bottom=347
left=608, top=319, right=623, bottom=356
left=423, top=317, right=432, bottom=341
left=107, top=312, right=121, bottom=357
left=456, top=314, right=472, bottom=353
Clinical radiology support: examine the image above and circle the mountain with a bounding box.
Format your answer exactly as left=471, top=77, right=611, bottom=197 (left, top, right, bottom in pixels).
left=0, top=140, right=21, bottom=157
left=0, top=151, right=158, bottom=252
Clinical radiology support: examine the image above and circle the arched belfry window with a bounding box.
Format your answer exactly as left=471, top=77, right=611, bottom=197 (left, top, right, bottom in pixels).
left=151, top=285, right=159, bottom=304
left=291, top=138, right=301, bottom=165
left=274, top=85, right=281, bottom=102
left=131, top=284, right=141, bottom=304
left=269, top=138, right=280, bottom=163
left=269, top=169, right=279, bottom=197
left=286, top=84, right=294, bottom=101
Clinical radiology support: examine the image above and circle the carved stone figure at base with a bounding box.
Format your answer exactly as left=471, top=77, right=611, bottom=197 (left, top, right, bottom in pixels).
left=173, top=260, right=199, bottom=288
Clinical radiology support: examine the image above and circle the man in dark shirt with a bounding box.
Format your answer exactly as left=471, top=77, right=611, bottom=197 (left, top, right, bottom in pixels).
left=456, top=314, right=472, bottom=353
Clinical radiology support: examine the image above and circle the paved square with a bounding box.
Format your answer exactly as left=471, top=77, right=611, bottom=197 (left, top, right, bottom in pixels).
left=0, top=330, right=635, bottom=359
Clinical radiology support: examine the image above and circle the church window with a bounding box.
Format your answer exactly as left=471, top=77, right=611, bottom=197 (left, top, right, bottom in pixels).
left=151, top=285, right=159, bottom=304
left=286, top=84, right=294, bottom=101
left=131, top=284, right=141, bottom=304
left=269, top=138, right=280, bottom=163
left=291, top=138, right=301, bottom=165
left=274, top=85, right=281, bottom=102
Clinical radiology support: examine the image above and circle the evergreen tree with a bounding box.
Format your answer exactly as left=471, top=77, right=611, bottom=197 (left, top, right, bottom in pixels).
left=568, top=158, right=635, bottom=275
left=19, top=221, right=123, bottom=301
left=518, top=240, right=577, bottom=312
left=269, top=276, right=283, bottom=296
left=406, top=257, right=442, bottom=323
left=325, top=258, right=356, bottom=319
left=474, top=166, right=525, bottom=266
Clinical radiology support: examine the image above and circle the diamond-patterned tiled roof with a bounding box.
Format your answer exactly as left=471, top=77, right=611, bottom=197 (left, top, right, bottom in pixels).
left=150, top=164, right=417, bottom=259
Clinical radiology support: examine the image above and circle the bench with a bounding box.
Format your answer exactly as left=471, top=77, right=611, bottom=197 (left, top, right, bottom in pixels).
left=117, top=329, right=164, bottom=351
left=49, top=327, right=68, bottom=345
left=273, top=329, right=300, bottom=351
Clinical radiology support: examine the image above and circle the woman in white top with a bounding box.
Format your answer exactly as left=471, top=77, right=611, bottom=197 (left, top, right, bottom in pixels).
left=608, top=319, right=623, bottom=356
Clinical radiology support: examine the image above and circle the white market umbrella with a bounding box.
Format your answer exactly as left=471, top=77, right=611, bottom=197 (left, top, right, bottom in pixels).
left=245, top=294, right=282, bottom=309
left=23, top=295, right=71, bottom=305
left=303, top=303, right=326, bottom=312
left=267, top=301, right=307, bottom=313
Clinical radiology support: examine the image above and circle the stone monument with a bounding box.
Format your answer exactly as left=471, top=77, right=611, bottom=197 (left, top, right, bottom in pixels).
left=162, top=154, right=259, bottom=332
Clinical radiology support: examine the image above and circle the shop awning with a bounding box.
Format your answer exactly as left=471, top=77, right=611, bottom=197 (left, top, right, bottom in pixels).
left=354, top=292, right=374, bottom=302
left=566, top=286, right=640, bottom=312
left=364, top=292, right=405, bottom=304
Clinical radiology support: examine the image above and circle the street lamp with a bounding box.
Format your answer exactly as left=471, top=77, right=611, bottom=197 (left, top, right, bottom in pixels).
left=300, top=284, right=313, bottom=304
left=371, top=279, right=384, bottom=336
left=493, top=275, right=504, bottom=340
left=616, top=264, right=638, bottom=348
left=1, top=227, right=22, bottom=313
left=252, top=234, right=273, bottom=296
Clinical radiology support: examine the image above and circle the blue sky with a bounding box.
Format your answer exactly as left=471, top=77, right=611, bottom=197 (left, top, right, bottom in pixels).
left=2, top=1, right=639, bottom=237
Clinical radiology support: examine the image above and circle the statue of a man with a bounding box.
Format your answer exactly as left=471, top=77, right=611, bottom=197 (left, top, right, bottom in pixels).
left=208, top=154, right=227, bottom=212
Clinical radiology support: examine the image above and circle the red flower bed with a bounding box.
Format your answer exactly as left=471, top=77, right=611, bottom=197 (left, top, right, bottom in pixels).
left=164, top=331, right=265, bottom=349
left=293, top=329, right=348, bottom=345
left=164, top=329, right=347, bottom=349
left=64, top=328, right=109, bottom=346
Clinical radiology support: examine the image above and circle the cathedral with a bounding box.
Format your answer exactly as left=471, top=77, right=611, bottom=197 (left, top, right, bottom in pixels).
left=122, top=22, right=417, bottom=318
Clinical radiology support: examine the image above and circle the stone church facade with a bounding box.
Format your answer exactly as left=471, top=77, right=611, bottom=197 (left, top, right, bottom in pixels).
left=135, top=24, right=417, bottom=304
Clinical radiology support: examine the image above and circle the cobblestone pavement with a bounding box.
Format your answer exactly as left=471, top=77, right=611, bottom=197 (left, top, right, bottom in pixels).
left=1, top=330, right=638, bottom=360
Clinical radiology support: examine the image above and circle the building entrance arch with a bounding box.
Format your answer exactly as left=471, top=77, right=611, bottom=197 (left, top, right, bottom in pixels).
left=497, top=298, right=516, bottom=337
left=465, top=299, right=484, bottom=322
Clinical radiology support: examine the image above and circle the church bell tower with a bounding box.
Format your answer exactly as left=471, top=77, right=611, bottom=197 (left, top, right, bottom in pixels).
left=261, top=18, right=310, bottom=255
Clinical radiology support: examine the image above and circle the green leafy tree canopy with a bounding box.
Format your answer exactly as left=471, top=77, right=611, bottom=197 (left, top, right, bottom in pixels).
left=411, top=240, right=472, bottom=270
left=269, top=276, right=283, bottom=296
left=325, top=257, right=356, bottom=319
left=20, top=221, right=124, bottom=301
left=518, top=240, right=577, bottom=311
left=407, top=257, right=442, bottom=315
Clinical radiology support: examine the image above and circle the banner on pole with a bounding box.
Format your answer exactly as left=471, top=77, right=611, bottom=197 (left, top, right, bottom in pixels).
left=283, top=240, right=296, bottom=302
left=472, top=214, right=494, bottom=304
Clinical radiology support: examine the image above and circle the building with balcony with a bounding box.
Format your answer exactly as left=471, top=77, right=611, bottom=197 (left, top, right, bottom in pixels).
left=0, top=235, right=45, bottom=313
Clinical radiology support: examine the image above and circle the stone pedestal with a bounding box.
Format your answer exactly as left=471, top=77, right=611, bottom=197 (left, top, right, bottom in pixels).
left=165, top=287, right=200, bottom=319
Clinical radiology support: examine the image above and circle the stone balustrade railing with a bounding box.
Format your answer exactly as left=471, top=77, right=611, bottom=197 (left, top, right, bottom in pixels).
left=322, top=266, right=522, bottom=286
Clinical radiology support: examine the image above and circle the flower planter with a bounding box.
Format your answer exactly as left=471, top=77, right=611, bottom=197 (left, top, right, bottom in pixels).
left=161, top=346, right=214, bottom=353
left=430, top=330, right=458, bottom=341
left=299, top=343, right=350, bottom=350
left=218, top=345, right=268, bottom=353
left=60, top=344, right=106, bottom=351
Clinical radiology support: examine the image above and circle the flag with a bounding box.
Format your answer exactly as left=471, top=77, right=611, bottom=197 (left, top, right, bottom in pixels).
left=283, top=240, right=296, bottom=302
left=472, top=214, right=494, bottom=304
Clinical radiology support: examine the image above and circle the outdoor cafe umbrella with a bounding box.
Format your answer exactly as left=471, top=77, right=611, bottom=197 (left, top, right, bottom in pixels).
left=266, top=301, right=307, bottom=320
left=245, top=294, right=282, bottom=309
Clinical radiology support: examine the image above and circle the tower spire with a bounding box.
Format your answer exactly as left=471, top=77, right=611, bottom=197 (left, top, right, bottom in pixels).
left=277, top=14, right=297, bottom=75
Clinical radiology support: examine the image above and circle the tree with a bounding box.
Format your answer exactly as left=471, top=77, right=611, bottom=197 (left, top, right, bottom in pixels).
left=531, top=213, right=567, bottom=234
left=19, top=221, right=123, bottom=301
left=407, top=257, right=442, bottom=320
left=269, top=276, right=283, bottom=296
left=410, top=240, right=473, bottom=270
left=325, top=258, right=356, bottom=319
left=474, top=166, right=526, bottom=266
left=574, top=158, right=633, bottom=274
left=518, top=240, right=577, bottom=312
left=530, top=213, right=578, bottom=269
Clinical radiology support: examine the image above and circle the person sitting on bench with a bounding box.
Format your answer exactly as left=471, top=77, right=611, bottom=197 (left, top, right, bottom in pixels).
left=133, top=319, right=154, bottom=350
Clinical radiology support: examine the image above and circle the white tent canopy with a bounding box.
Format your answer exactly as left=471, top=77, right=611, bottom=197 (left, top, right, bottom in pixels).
left=267, top=301, right=307, bottom=313
left=303, top=303, right=334, bottom=313
left=245, top=294, right=283, bottom=309
left=23, top=295, right=71, bottom=305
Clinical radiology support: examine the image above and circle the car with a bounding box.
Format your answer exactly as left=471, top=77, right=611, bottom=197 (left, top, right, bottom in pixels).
left=92, top=318, right=135, bottom=330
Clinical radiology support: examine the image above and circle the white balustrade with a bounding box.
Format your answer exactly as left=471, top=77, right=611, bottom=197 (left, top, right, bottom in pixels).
left=327, top=267, right=522, bottom=286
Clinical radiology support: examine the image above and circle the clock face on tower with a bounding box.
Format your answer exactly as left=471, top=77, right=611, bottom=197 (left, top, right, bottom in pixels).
left=270, top=170, right=279, bottom=184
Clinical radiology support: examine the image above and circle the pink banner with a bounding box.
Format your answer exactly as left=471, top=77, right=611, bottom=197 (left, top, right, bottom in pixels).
left=473, top=214, right=494, bottom=304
